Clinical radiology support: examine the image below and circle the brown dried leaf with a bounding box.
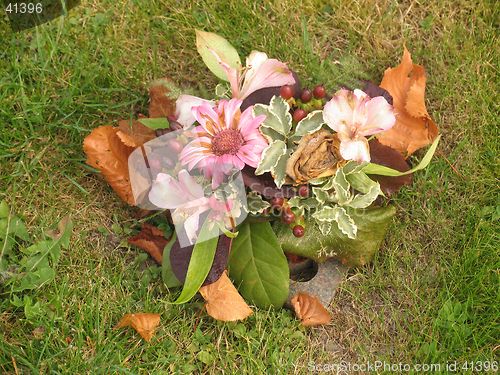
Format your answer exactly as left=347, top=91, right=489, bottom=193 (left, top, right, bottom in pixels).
left=117, top=114, right=156, bottom=148
left=83, top=125, right=136, bottom=205
left=291, top=292, right=331, bottom=326
left=378, top=46, right=439, bottom=156
left=148, top=84, right=176, bottom=119
left=115, top=313, right=160, bottom=342
left=127, top=222, right=169, bottom=264
left=199, top=271, right=253, bottom=322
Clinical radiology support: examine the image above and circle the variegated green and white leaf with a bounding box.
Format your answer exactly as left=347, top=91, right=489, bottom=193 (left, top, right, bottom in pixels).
left=294, top=111, right=324, bottom=138
left=253, top=103, right=288, bottom=136
left=312, top=206, right=338, bottom=222
left=348, top=184, right=381, bottom=209
left=312, top=187, right=329, bottom=204
left=307, top=177, right=328, bottom=186
left=271, top=148, right=293, bottom=188
left=321, top=175, right=336, bottom=191
left=245, top=191, right=271, bottom=214
left=215, top=83, right=231, bottom=100
left=286, top=196, right=304, bottom=216
left=317, top=221, right=332, bottom=236
left=301, top=197, right=322, bottom=211
left=332, top=169, right=352, bottom=206
left=269, top=96, right=292, bottom=135
left=342, top=160, right=370, bottom=175
left=259, top=125, right=286, bottom=143
left=334, top=206, right=357, bottom=239
left=346, top=171, right=380, bottom=195
left=255, top=140, right=286, bottom=175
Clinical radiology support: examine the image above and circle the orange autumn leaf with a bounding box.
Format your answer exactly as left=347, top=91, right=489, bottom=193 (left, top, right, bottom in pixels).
left=377, top=46, right=439, bottom=157
left=115, top=313, right=161, bottom=342
left=127, top=222, right=169, bottom=264
left=199, top=271, right=253, bottom=322
left=117, top=114, right=157, bottom=148
left=291, top=292, right=331, bottom=326
left=83, top=125, right=136, bottom=205
left=148, top=84, right=176, bottom=119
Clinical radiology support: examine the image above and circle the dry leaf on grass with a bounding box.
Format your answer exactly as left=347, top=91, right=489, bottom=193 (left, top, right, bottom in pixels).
left=377, top=46, right=439, bottom=157
left=127, top=222, right=169, bottom=264
left=83, top=125, right=136, bottom=205
left=199, top=271, right=253, bottom=322
left=148, top=84, right=176, bottom=119
left=117, top=114, right=156, bottom=148
left=115, top=313, right=161, bottom=342
left=291, top=292, right=331, bottom=326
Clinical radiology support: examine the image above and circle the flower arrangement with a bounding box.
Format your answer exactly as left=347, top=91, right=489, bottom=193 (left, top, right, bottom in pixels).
left=84, top=30, right=440, bottom=326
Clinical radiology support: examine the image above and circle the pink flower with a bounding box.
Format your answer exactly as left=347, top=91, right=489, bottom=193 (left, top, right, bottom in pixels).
left=180, top=98, right=268, bottom=189
left=210, top=49, right=295, bottom=101
left=323, top=89, right=396, bottom=162
left=174, top=95, right=216, bottom=128
left=149, top=170, right=211, bottom=243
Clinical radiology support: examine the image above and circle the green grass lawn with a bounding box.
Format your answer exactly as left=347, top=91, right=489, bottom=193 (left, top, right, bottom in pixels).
left=1, top=0, right=499, bottom=373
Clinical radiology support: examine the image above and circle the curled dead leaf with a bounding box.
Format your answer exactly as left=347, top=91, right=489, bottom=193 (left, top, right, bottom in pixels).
left=199, top=271, right=253, bottom=322
left=83, top=125, right=136, bottom=205
left=117, top=114, right=156, bottom=148
left=378, top=46, right=439, bottom=157
left=127, top=222, right=170, bottom=264
left=148, top=84, right=176, bottom=119
left=115, top=313, right=161, bottom=342
left=291, top=292, right=331, bottom=326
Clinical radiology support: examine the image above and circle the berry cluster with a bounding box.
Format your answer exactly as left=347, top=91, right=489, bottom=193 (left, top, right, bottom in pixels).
left=135, top=121, right=187, bottom=178
left=280, top=84, right=327, bottom=124
left=265, top=184, right=309, bottom=237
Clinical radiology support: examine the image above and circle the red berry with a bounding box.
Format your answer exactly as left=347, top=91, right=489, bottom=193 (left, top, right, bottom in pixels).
left=313, top=85, right=326, bottom=99
left=161, top=156, right=175, bottom=170
left=167, top=139, right=183, bottom=154
left=300, top=88, right=313, bottom=103
left=270, top=196, right=284, bottom=209
left=293, top=225, right=305, bottom=237
left=293, top=108, right=307, bottom=123
left=149, top=157, right=162, bottom=172
left=283, top=211, right=296, bottom=224
left=169, top=120, right=183, bottom=131
left=280, top=85, right=294, bottom=100
left=298, top=185, right=309, bottom=197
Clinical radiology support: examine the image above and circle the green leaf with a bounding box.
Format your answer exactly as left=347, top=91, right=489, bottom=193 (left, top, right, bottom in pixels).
left=254, top=104, right=288, bottom=137
left=245, top=191, right=271, bottom=215
left=347, top=184, right=381, bottom=209
left=276, top=205, right=396, bottom=266
left=0, top=201, right=8, bottom=218
left=162, top=232, right=183, bottom=288
left=173, top=221, right=219, bottom=304
left=259, top=125, right=286, bottom=143
left=271, top=148, right=293, bottom=188
left=312, top=206, right=357, bottom=239
left=269, top=96, right=292, bottom=135
left=345, top=171, right=380, bottom=195
left=195, top=29, right=241, bottom=81
left=293, top=111, right=324, bottom=138
left=137, top=117, right=171, bottom=130
left=332, top=169, right=352, bottom=206
left=255, top=140, right=286, bottom=175
left=312, top=187, right=329, bottom=204
left=363, top=134, right=441, bottom=176
left=342, top=160, right=370, bottom=175
left=228, top=222, right=289, bottom=309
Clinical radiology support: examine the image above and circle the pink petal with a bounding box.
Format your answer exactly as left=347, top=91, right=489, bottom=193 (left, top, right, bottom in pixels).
left=175, top=95, right=216, bottom=128
left=339, top=138, right=371, bottom=163
left=323, top=91, right=354, bottom=133
left=149, top=173, right=187, bottom=209
left=361, top=96, right=396, bottom=136
left=238, top=59, right=295, bottom=101
left=208, top=47, right=240, bottom=98
left=220, top=98, right=243, bottom=130
left=178, top=170, right=205, bottom=200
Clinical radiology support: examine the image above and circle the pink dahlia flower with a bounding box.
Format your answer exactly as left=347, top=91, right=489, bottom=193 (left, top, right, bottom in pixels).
left=323, top=89, right=396, bottom=162
left=180, top=98, right=268, bottom=189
